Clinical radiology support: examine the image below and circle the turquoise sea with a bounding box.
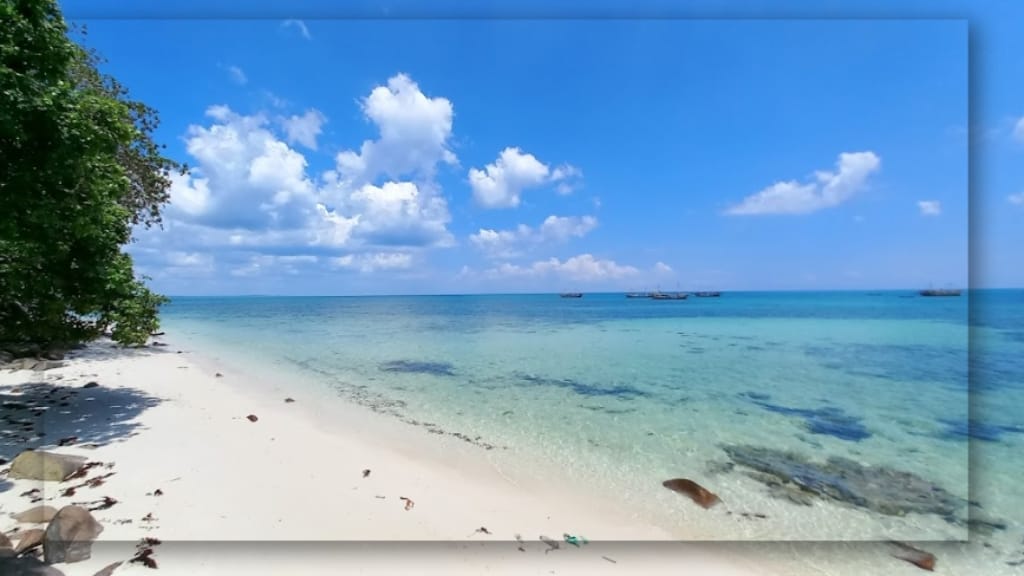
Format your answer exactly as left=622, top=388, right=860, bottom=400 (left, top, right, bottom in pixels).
left=160, top=290, right=1023, bottom=548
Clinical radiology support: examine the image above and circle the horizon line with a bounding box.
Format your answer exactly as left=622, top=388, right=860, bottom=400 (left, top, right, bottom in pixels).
left=158, top=287, right=1013, bottom=299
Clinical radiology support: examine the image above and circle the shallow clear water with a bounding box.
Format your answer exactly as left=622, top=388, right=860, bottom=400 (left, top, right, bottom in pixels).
left=160, top=290, right=1024, bottom=545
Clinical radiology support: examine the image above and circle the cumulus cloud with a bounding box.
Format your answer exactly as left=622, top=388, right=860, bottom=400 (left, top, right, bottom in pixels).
left=917, top=200, right=942, bottom=216
left=726, top=151, right=881, bottom=215
left=654, top=261, right=673, bottom=274
left=280, top=109, right=326, bottom=151
left=169, top=106, right=317, bottom=230
left=469, top=148, right=582, bottom=209
left=469, top=215, right=597, bottom=259
left=282, top=19, right=311, bottom=39
left=142, top=73, right=462, bottom=280
left=231, top=254, right=319, bottom=277
left=335, top=73, right=456, bottom=185
left=486, top=254, right=639, bottom=282
left=1008, top=192, right=1024, bottom=206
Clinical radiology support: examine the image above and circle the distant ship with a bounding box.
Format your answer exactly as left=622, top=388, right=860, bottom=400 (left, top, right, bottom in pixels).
left=919, top=288, right=961, bottom=297
left=559, top=292, right=583, bottom=298
left=693, top=291, right=721, bottom=297
left=650, top=292, right=688, bottom=300
left=625, top=291, right=650, bottom=298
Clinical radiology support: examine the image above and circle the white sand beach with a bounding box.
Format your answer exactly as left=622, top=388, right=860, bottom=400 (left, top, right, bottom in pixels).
left=1, top=339, right=781, bottom=576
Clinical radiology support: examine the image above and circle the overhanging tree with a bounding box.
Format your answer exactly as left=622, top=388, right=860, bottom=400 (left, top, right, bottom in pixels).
left=1, top=0, right=183, bottom=351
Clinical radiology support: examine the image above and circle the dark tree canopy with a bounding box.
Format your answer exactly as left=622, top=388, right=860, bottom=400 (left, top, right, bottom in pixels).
left=0, top=0, right=183, bottom=351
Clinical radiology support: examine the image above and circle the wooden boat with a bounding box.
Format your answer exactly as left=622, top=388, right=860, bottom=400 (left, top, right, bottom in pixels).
left=559, top=292, right=583, bottom=298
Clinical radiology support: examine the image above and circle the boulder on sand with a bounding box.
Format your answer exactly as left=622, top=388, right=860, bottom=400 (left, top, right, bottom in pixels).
left=43, top=506, right=103, bottom=564
left=13, top=506, right=59, bottom=524
left=662, top=478, right=721, bottom=509
left=0, top=532, right=12, bottom=557
left=8, top=451, right=87, bottom=482
left=13, top=529, right=45, bottom=555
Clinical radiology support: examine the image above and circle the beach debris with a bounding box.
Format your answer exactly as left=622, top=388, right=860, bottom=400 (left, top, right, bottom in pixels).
left=8, top=451, right=88, bottom=482
left=246, top=414, right=259, bottom=422
left=75, top=497, right=117, bottom=512
left=362, top=469, right=371, bottom=478
left=130, top=537, right=162, bottom=569
left=739, top=512, right=768, bottom=520
left=400, top=496, right=415, bottom=511
left=13, top=528, right=45, bottom=555
left=563, top=533, right=588, bottom=547
left=93, top=561, right=125, bottom=576
left=12, top=506, right=58, bottom=524
left=64, top=461, right=103, bottom=482
left=721, top=444, right=965, bottom=521
left=57, top=436, right=78, bottom=447
left=662, top=478, right=721, bottom=509
left=470, top=527, right=492, bottom=537
left=146, top=489, right=164, bottom=497
left=19, top=488, right=43, bottom=503
left=889, top=541, right=936, bottom=571
left=539, top=535, right=560, bottom=553
left=142, top=512, right=156, bottom=523
left=82, top=382, right=99, bottom=389
left=514, top=533, right=526, bottom=552
left=602, top=556, right=617, bottom=564
left=43, top=505, right=104, bottom=564
left=215, top=372, right=223, bottom=378
left=284, top=397, right=295, bottom=403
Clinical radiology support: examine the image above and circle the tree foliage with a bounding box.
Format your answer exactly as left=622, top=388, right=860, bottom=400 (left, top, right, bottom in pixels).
left=0, top=0, right=182, bottom=351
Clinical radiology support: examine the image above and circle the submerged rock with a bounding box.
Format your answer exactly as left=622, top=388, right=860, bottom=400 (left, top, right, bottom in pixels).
left=721, top=445, right=965, bottom=521
left=43, top=506, right=103, bottom=564
left=8, top=451, right=88, bottom=482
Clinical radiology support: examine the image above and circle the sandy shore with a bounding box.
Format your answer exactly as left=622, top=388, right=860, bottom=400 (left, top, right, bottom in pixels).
left=1, top=339, right=780, bottom=575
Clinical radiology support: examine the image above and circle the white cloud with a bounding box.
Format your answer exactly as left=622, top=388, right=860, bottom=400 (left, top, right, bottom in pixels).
left=282, top=19, right=311, bottom=39
left=330, top=252, right=413, bottom=273
left=335, top=73, right=456, bottom=185
left=487, top=254, right=639, bottom=282
left=468, top=148, right=582, bottom=209
left=654, top=262, right=673, bottom=274
left=145, top=77, right=461, bottom=273
left=469, top=215, right=597, bottom=259
left=1008, top=192, right=1024, bottom=206
left=917, top=200, right=942, bottom=216
left=1014, top=117, right=1024, bottom=141
left=726, top=151, right=881, bottom=216
left=227, top=65, right=247, bottom=85
left=231, top=254, right=319, bottom=277
left=280, top=109, right=326, bottom=151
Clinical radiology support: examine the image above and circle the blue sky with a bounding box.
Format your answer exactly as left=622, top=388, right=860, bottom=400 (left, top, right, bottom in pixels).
left=61, top=1, right=1023, bottom=295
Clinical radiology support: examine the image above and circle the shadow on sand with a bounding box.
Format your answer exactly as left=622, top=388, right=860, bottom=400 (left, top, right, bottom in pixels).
left=1, top=345, right=164, bottom=492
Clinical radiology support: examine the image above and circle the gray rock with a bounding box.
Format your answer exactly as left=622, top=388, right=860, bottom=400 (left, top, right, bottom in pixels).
left=43, top=506, right=103, bottom=564
left=13, top=506, right=59, bottom=524
left=6, top=358, right=37, bottom=371
left=8, top=451, right=88, bottom=482
left=31, top=360, right=64, bottom=372
left=0, top=556, right=66, bottom=575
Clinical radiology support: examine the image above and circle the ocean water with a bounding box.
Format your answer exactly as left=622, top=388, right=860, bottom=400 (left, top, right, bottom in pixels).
left=159, top=290, right=1023, bottom=548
